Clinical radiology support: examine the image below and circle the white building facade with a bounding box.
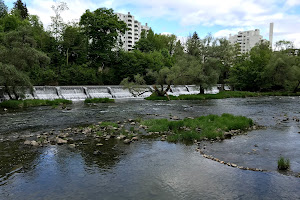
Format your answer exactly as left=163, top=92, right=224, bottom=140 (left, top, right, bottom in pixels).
left=229, top=29, right=265, bottom=54
left=116, top=12, right=150, bottom=51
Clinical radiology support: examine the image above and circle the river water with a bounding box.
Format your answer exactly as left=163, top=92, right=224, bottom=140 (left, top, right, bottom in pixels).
left=0, top=97, right=300, bottom=199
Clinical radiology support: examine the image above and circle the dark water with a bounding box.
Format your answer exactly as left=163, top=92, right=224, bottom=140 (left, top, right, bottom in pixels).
left=0, top=97, right=300, bottom=199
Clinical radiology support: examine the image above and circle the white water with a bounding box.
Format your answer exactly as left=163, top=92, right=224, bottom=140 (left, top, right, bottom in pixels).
left=109, top=86, right=134, bottom=98
left=60, top=86, right=88, bottom=100
left=1, top=85, right=226, bottom=100
left=169, top=85, right=190, bottom=96
left=87, top=86, right=113, bottom=99
left=35, top=86, right=60, bottom=100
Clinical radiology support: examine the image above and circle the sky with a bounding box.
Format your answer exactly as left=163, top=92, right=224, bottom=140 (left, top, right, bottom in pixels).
left=4, top=0, right=300, bottom=48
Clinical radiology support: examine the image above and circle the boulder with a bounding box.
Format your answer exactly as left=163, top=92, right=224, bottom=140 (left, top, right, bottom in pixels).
left=171, top=116, right=179, bottom=120
left=93, top=150, right=102, bottom=155
left=56, top=138, right=68, bottom=145
left=123, top=139, right=131, bottom=144
left=224, top=132, right=232, bottom=139
left=131, top=137, right=138, bottom=141
left=24, top=140, right=31, bottom=145
left=31, top=141, right=39, bottom=146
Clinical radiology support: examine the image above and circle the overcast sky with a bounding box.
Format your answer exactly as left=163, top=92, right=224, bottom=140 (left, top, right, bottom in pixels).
left=4, top=0, right=300, bottom=47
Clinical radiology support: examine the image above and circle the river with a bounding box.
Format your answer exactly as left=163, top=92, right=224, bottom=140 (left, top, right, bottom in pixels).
left=0, top=96, right=300, bottom=199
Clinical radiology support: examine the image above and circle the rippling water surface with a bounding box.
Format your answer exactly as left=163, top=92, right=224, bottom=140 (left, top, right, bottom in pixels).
left=0, top=97, right=300, bottom=199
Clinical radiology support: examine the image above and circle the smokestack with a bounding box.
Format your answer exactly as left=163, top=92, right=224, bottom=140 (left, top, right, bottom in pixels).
left=269, top=22, right=274, bottom=50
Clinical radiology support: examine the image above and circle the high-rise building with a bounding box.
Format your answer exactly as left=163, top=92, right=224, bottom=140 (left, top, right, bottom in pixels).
left=228, top=29, right=266, bottom=54
left=269, top=22, right=274, bottom=50
left=116, top=12, right=150, bottom=51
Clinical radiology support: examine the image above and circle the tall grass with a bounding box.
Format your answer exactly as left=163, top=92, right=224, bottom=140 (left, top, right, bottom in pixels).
left=277, top=156, right=290, bottom=170
left=0, top=99, right=72, bottom=109
left=141, top=113, right=253, bottom=142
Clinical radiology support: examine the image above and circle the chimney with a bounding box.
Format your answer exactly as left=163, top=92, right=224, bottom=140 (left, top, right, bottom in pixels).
left=128, top=12, right=130, bottom=15
left=146, top=23, right=148, bottom=27
left=269, top=22, right=274, bottom=50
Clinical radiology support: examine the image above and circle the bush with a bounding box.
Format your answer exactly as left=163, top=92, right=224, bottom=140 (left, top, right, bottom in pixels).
left=277, top=156, right=290, bottom=170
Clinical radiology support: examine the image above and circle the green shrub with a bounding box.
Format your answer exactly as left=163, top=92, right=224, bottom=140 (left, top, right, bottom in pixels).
left=277, top=156, right=290, bottom=170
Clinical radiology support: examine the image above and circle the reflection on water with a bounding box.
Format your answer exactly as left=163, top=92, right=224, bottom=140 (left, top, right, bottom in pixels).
left=0, top=96, right=300, bottom=199
left=0, top=141, right=300, bottom=199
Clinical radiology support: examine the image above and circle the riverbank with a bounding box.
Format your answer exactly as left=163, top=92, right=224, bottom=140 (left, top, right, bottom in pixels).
left=0, top=99, right=72, bottom=109
left=145, top=91, right=300, bottom=101
left=19, top=113, right=254, bottom=147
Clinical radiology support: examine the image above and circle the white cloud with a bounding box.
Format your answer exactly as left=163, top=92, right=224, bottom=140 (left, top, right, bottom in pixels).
left=23, top=0, right=300, bottom=47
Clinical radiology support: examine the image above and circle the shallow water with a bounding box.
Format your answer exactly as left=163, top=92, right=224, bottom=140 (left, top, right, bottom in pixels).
left=0, top=97, right=300, bottom=199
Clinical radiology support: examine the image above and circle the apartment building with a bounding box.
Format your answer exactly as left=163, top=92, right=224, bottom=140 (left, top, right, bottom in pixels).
left=116, top=12, right=150, bottom=51
left=229, top=29, right=265, bottom=54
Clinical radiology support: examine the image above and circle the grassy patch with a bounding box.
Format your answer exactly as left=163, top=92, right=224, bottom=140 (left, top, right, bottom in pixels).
left=84, top=98, right=115, bottom=104
left=277, top=156, right=290, bottom=170
left=145, top=91, right=300, bottom=101
left=141, top=114, right=253, bottom=142
left=99, top=122, right=118, bottom=128
left=0, top=99, right=72, bottom=109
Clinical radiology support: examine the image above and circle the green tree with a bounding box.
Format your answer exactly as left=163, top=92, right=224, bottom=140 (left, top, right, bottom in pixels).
left=264, top=51, right=300, bottom=91
left=0, top=0, right=8, bottom=18
left=0, top=63, right=32, bottom=99
left=13, top=0, right=28, bottom=20
left=228, top=41, right=272, bottom=91
left=0, top=27, right=51, bottom=83
left=61, top=24, right=86, bottom=66
left=49, top=1, right=69, bottom=41
left=80, top=8, right=127, bottom=68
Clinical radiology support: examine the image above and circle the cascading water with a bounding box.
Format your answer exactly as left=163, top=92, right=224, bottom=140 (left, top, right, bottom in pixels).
left=86, top=86, right=113, bottom=98
left=0, top=85, right=224, bottom=100
left=109, top=86, right=134, bottom=98
left=35, top=86, right=61, bottom=100
left=60, top=86, right=88, bottom=100
left=169, top=85, right=190, bottom=96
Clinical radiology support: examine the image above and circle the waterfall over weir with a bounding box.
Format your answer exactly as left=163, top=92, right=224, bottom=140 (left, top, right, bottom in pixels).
left=0, top=85, right=229, bottom=101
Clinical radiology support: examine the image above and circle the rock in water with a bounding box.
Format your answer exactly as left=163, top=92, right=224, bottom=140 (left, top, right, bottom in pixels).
left=24, top=140, right=31, bottom=145
left=123, top=139, right=131, bottom=144
left=31, top=141, right=39, bottom=146
left=56, top=138, right=68, bottom=145
left=93, top=150, right=102, bottom=155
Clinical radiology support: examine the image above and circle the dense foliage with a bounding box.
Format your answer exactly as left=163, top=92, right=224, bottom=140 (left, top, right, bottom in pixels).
left=0, top=0, right=299, bottom=100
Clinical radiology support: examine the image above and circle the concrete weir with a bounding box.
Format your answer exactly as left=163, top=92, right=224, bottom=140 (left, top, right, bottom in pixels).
left=0, top=85, right=229, bottom=101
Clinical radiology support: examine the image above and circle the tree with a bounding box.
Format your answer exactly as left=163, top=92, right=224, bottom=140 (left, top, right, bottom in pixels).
left=49, top=2, right=69, bottom=41
left=228, top=41, right=273, bottom=91
left=0, top=27, right=50, bottom=83
left=275, top=40, right=294, bottom=51
left=13, top=0, right=28, bottom=20
left=186, top=32, right=201, bottom=57
left=169, top=54, right=220, bottom=93
left=264, top=52, right=300, bottom=91
left=0, top=63, right=32, bottom=99
left=80, top=8, right=127, bottom=68
left=61, top=25, right=86, bottom=66
left=0, top=0, right=8, bottom=18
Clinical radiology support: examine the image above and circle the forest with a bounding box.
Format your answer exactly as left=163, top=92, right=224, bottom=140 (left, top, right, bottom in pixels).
left=0, top=0, right=299, bottom=98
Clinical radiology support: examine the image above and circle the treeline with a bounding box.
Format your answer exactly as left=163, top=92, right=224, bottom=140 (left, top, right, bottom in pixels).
left=0, top=0, right=299, bottom=99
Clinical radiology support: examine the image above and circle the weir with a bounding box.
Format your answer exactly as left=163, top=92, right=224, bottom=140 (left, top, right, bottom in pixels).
left=1, top=85, right=228, bottom=100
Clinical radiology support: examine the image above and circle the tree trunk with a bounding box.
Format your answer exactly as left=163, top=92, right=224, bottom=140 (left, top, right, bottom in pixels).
left=293, top=81, right=300, bottom=93
left=66, top=48, right=69, bottom=66
left=199, top=85, right=205, bottom=94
